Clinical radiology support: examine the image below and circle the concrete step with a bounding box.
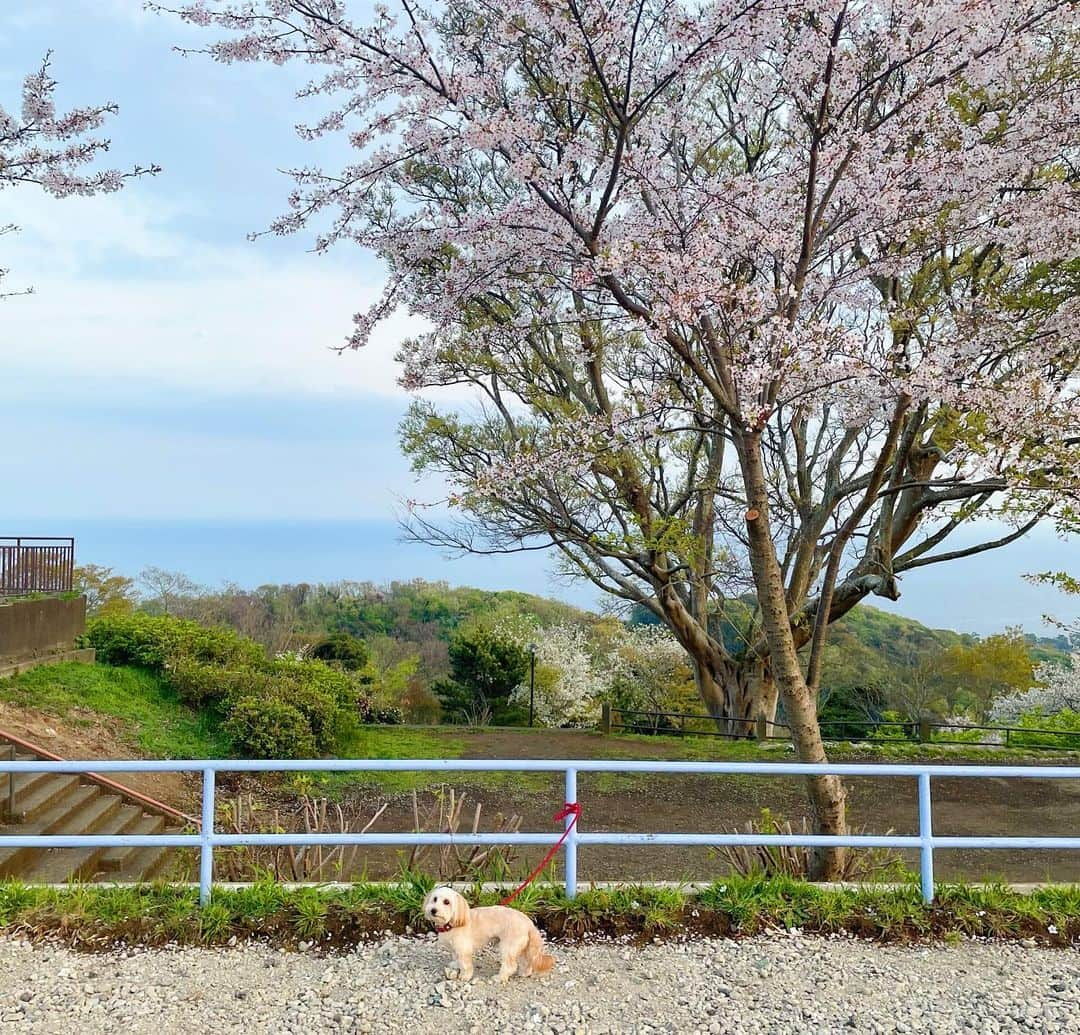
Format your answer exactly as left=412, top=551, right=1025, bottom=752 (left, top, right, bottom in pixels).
left=0, top=783, right=102, bottom=877
left=105, top=832, right=180, bottom=883
left=26, top=800, right=147, bottom=883
left=0, top=742, right=193, bottom=884
left=136, top=838, right=181, bottom=881
left=8, top=773, right=86, bottom=823
left=96, top=812, right=166, bottom=872
left=0, top=752, right=58, bottom=817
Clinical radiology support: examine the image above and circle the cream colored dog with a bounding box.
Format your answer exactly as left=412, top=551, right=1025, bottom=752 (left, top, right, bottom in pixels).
left=423, top=886, right=555, bottom=983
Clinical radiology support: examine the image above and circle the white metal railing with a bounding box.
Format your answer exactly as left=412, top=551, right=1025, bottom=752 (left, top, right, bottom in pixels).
left=3, top=758, right=1080, bottom=905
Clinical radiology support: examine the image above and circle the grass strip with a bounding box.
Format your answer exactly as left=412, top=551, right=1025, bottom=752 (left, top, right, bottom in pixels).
left=2, top=876, right=1079, bottom=951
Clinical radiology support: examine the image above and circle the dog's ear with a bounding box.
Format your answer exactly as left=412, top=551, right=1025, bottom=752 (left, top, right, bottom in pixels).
left=451, top=890, right=470, bottom=929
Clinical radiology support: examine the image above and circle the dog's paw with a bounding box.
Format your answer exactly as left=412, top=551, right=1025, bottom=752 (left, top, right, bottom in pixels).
left=444, top=966, right=460, bottom=980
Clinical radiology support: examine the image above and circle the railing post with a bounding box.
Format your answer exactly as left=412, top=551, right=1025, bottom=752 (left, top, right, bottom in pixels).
left=755, top=715, right=767, bottom=742
left=199, top=767, right=216, bottom=907
left=600, top=703, right=611, bottom=735
left=564, top=767, right=577, bottom=899
left=918, top=771, right=934, bottom=905
left=919, top=718, right=930, bottom=744
left=6, top=745, right=14, bottom=822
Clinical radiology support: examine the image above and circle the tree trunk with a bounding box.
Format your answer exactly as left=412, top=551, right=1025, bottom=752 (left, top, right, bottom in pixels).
left=736, top=430, right=848, bottom=879
left=694, top=656, right=778, bottom=738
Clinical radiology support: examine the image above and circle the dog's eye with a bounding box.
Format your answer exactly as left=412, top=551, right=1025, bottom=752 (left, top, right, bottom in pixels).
left=443, top=898, right=449, bottom=905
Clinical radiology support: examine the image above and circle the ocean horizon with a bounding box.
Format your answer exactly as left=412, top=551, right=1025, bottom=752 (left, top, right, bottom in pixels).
left=6, top=518, right=599, bottom=608
left=3, top=518, right=1073, bottom=637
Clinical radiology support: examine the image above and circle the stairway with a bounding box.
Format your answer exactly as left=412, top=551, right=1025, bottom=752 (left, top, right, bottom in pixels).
left=0, top=750, right=188, bottom=883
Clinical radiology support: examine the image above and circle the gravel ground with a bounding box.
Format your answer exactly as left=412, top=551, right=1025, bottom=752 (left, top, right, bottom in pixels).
left=0, top=933, right=1078, bottom=1034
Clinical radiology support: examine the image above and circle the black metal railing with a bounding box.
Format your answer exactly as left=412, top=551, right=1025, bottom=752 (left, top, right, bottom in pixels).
left=602, top=706, right=1080, bottom=751
left=0, top=537, right=75, bottom=596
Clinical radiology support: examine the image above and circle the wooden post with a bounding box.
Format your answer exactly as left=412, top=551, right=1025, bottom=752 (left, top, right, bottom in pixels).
left=755, top=714, right=767, bottom=742
left=919, top=717, right=931, bottom=744
left=600, top=703, right=611, bottom=735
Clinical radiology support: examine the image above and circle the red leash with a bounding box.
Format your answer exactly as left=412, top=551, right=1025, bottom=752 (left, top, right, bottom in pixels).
left=499, top=802, right=581, bottom=907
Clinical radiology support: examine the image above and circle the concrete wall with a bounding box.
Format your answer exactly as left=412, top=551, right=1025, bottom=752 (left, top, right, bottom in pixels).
left=0, top=595, right=87, bottom=663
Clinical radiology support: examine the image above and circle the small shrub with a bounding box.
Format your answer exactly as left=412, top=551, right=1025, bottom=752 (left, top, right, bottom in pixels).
left=399, top=683, right=442, bottom=724
left=285, top=683, right=349, bottom=752
left=402, top=786, right=523, bottom=881
left=358, top=699, right=404, bottom=725
left=868, top=710, right=917, bottom=742
left=1008, top=709, right=1080, bottom=751
left=311, top=633, right=370, bottom=671
left=166, top=658, right=276, bottom=709
left=216, top=793, right=389, bottom=882
left=166, top=657, right=226, bottom=707
left=85, top=613, right=264, bottom=671
left=931, top=721, right=996, bottom=745
left=224, top=697, right=316, bottom=759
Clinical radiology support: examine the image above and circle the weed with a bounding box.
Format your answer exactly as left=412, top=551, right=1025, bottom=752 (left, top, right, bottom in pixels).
left=402, top=785, right=523, bottom=882
left=714, top=808, right=909, bottom=881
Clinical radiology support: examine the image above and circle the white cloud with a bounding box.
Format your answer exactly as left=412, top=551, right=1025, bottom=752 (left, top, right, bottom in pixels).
left=0, top=188, right=424, bottom=399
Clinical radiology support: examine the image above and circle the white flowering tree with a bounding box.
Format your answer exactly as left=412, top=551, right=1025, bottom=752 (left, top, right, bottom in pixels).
left=164, top=0, right=1080, bottom=876
left=1, top=54, right=157, bottom=295
left=604, top=624, right=697, bottom=716
left=501, top=617, right=693, bottom=726
left=989, top=655, right=1080, bottom=725
left=501, top=619, right=607, bottom=727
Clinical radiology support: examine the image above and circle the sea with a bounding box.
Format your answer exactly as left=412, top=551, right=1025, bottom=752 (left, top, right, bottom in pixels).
left=10, top=518, right=598, bottom=607
left=5, top=518, right=1074, bottom=636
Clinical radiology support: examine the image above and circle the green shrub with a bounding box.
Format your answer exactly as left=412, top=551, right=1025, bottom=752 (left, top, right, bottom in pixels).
left=166, top=657, right=226, bottom=707
left=223, top=697, right=316, bottom=759
left=85, top=614, right=386, bottom=759
left=1008, top=709, right=1080, bottom=751
left=930, top=723, right=987, bottom=744
left=84, top=613, right=264, bottom=672
left=311, top=633, right=370, bottom=671
left=868, top=710, right=917, bottom=742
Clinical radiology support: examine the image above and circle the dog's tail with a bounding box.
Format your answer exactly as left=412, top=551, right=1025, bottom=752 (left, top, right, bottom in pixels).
left=528, top=926, right=555, bottom=974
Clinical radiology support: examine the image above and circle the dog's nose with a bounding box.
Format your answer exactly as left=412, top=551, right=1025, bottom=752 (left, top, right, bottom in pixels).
left=429, top=906, right=437, bottom=914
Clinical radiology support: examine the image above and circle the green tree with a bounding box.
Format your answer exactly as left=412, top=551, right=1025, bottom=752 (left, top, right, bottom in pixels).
left=432, top=627, right=529, bottom=723
left=73, top=564, right=137, bottom=617
left=935, top=630, right=1036, bottom=721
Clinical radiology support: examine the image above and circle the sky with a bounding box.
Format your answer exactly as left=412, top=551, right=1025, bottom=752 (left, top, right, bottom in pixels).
left=0, top=2, right=1076, bottom=636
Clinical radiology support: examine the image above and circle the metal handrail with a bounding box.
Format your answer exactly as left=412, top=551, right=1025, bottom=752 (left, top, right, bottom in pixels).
left=0, top=728, right=200, bottom=828
left=3, top=757, right=1080, bottom=906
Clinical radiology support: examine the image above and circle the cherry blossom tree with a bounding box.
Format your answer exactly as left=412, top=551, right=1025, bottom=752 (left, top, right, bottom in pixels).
left=503, top=619, right=607, bottom=727
left=163, top=0, right=1079, bottom=875
left=989, top=655, right=1080, bottom=724
left=0, top=53, right=158, bottom=296
left=500, top=617, right=691, bottom=725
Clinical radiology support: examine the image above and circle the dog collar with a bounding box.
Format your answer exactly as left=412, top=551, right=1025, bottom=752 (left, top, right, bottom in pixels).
left=435, top=923, right=453, bottom=934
